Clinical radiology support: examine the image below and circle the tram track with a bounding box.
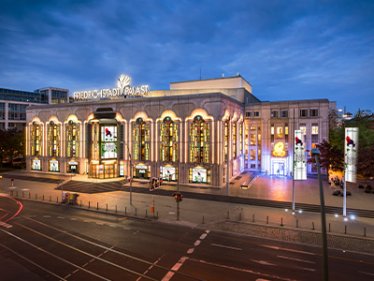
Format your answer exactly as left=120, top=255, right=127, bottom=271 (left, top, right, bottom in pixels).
left=0, top=216, right=203, bottom=281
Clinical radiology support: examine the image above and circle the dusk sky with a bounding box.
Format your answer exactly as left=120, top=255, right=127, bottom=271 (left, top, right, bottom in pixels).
left=1, top=0, right=373, bottom=113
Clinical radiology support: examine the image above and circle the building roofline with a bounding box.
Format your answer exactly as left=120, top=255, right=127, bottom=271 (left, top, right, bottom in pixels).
left=170, top=74, right=252, bottom=87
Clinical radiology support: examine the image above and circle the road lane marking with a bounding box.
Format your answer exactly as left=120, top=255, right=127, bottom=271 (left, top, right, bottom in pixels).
left=0, top=242, right=67, bottom=281
left=211, top=243, right=242, bottom=251
left=251, top=259, right=276, bottom=266
left=200, top=233, right=208, bottom=240
left=14, top=223, right=158, bottom=281
left=65, top=246, right=114, bottom=280
left=23, top=217, right=175, bottom=278
left=277, top=255, right=315, bottom=264
left=136, top=256, right=163, bottom=281
left=0, top=229, right=111, bottom=281
left=0, top=221, right=12, bottom=228
left=188, top=258, right=297, bottom=281
left=359, top=271, right=374, bottom=277
left=194, top=240, right=201, bottom=246
left=261, top=244, right=316, bottom=255
left=43, top=215, right=51, bottom=218
left=187, top=248, right=194, bottom=254
left=161, top=257, right=189, bottom=281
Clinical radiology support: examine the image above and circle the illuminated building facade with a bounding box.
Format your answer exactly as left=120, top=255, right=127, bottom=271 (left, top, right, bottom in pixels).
left=25, top=74, right=334, bottom=188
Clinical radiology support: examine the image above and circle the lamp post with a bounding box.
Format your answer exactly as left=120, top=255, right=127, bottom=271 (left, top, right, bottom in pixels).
left=126, top=144, right=133, bottom=206
left=312, top=148, right=329, bottom=281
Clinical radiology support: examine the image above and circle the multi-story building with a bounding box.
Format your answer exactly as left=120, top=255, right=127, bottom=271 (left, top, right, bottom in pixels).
left=245, top=100, right=335, bottom=176
left=0, top=87, right=69, bottom=131
left=25, top=74, right=335, bottom=188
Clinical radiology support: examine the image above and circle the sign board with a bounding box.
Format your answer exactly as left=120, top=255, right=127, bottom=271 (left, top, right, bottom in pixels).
left=344, top=127, right=358, bottom=183
left=73, top=74, right=149, bottom=101
left=293, top=130, right=306, bottom=180
left=192, top=166, right=207, bottom=183
left=32, top=159, right=41, bottom=170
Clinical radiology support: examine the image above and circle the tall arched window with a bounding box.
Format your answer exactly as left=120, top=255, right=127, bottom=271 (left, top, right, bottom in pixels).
left=66, top=120, right=79, bottom=158
left=132, top=117, right=150, bottom=161
left=189, top=115, right=210, bottom=163
left=160, top=116, right=178, bottom=162
left=47, top=121, right=60, bottom=157
left=224, top=119, right=230, bottom=161
left=31, top=122, right=42, bottom=156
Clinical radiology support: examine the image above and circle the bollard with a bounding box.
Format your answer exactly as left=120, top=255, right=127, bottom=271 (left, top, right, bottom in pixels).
left=252, top=214, right=255, bottom=223
left=125, top=207, right=127, bottom=216
left=22, top=191, right=25, bottom=198
left=239, top=212, right=242, bottom=221
left=106, top=203, right=108, bottom=212
left=145, top=209, right=148, bottom=218
left=56, top=196, right=59, bottom=203
left=227, top=210, right=230, bottom=219
left=35, top=193, right=38, bottom=200
left=296, top=219, right=299, bottom=228
left=88, top=201, right=91, bottom=209
left=266, top=216, right=269, bottom=224
left=156, top=211, right=159, bottom=219
left=135, top=208, right=137, bottom=216
left=202, top=216, right=205, bottom=224
left=364, top=227, right=366, bottom=237
left=115, top=205, right=117, bottom=214
left=345, top=225, right=347, bottom=234
left=280, top=217, right=284, bottom=227
left=312, top=222, right=315, bottom=230
left=42, top=194, right=44, bottom=201
left=29, top=192, right=31, bottom=199
left=49, top=196, right=51, bottom=202
left=328, top=223, right=331, bottom=232
left=96, top=202, right=99, bottom=210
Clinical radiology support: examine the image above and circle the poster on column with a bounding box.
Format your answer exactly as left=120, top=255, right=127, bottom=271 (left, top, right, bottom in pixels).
left=344, top=127, right=358, bottom=183
left=294, top=130, right=306, bottom=180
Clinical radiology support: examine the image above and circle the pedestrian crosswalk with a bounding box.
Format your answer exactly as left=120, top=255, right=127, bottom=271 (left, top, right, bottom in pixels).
left=56, top=180, right=122, bottom=194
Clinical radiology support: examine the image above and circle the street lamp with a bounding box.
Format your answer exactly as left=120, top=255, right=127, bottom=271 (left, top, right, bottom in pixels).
left=311, top=148, right=329, bottom=281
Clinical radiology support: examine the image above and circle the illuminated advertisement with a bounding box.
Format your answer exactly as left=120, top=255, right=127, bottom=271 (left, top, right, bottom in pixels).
left=344, top=127, right=358, bottom=183
left=32, top=159, right=41, bottom=170
left=272, top=141, right=287, bottom=157
left=101, top=126, right=117, bottom=159
left=293, top=130, right=306, bottom=180
left=192, top=166, right=207, bottom=183
left=161, top=166, right=176, bottom=181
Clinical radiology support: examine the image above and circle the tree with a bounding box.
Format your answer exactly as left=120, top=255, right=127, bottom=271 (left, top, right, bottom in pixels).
left=316, top=139, right=344, bottom=173
left=0, top=129, right=25, bottom=167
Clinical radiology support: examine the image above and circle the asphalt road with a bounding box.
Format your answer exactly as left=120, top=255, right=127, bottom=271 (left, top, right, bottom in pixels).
left=0, top=200, right=373, bottom=281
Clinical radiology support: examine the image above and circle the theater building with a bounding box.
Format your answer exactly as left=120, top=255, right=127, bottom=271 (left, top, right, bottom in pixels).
left=25, top=74, right=335, bottom=188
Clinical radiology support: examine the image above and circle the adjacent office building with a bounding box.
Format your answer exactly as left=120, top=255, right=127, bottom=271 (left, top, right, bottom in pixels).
left=0, top=87, right=69, bottom=131
left=25, top=74, right=335, bottom=188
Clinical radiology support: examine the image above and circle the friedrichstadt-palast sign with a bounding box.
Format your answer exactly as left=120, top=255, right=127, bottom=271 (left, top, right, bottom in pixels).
left=73, top=74, right=150, bottom=101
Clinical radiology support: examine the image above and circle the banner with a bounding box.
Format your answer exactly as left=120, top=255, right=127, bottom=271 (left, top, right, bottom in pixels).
left=344, top=127, right=358, bottom=183
left=294, top=130, right=307, bottom=180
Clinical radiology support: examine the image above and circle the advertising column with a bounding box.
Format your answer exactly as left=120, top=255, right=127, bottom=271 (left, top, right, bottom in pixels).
left=292, top=130, right=307, bottom=211
left=343, top=127, right=358, bottom=217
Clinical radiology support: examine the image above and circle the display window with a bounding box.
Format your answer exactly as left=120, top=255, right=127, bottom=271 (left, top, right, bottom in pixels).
left=160, top=165, right=176, bottom=181
left=100, top=125, right=117, bottom=159
left=49, top=160, right=59, bottom=172
left=32, top=159, right=41, bottom=170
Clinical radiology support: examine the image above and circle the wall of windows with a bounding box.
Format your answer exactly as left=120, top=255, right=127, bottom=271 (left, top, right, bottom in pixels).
left=132, top=118, right=151, bottom=161
left=8, top=103, right=27, bottom=120
left=31, top=123, right=42, bottom=156
left=47, top=122, right=60, bottom=157
left=66, top=121, right=79, bottom=158
left=189, top=115, right=210, bottom=163
left=160, top=116, right=178, bottom=162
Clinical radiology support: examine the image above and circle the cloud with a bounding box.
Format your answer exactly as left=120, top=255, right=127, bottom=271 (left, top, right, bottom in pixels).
left=0, top=0, right=373, bottom=112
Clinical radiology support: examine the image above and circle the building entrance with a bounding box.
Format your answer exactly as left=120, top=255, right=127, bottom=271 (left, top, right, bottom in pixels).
left=90, top=163, right=117, bottom=179
left=272, top=159, right=286, bottom=176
